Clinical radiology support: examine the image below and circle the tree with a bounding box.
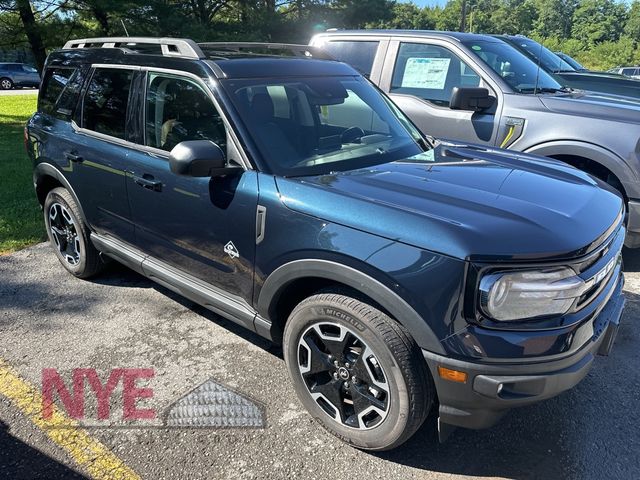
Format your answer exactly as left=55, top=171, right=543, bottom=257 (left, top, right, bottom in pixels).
left=491, top=0, right=538, bottom=35
left=532, top=0, right=576, bottom=39
left=331, top=0, right=394, bottom=28
left=624, top=0, right=640, bottom=42
left=571, top=0, right=628, bottom=46
left=14, top=0, right=47, bottom=72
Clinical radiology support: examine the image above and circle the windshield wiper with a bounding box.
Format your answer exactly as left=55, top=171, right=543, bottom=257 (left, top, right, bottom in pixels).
left=519, top=86, right=571, bottom=94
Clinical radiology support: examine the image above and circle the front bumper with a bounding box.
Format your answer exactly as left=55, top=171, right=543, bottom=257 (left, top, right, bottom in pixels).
left=423, top=274, right=625, bottom=434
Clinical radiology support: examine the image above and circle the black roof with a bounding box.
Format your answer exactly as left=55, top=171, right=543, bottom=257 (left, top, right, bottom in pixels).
left=211, top=57, right=357, bottom=79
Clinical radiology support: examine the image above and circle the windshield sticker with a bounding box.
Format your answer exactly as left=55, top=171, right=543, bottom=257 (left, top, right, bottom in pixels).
left=402, top=58, right=451, bottom=90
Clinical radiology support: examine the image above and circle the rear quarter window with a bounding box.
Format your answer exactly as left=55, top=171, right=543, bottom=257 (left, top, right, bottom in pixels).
left=39, top=68, right=76, bottom=117
left=320, top=41, right=379, bottom=77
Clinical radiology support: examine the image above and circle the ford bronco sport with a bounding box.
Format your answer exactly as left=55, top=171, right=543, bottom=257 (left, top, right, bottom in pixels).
left=27, top=37, right=625, bottom=450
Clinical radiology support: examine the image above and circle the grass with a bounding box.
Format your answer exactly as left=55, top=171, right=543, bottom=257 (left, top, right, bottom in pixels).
left=0, top=94, right=45, bottom=255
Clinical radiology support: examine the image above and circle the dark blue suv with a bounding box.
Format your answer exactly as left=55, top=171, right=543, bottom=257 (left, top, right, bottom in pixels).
left=26, top=37, right=626, bottom=450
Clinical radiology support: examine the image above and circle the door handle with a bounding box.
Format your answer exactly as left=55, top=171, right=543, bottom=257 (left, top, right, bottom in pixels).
left=133, top=174, right=162, bottom=192
left=64, top=151, right=83, bottom=163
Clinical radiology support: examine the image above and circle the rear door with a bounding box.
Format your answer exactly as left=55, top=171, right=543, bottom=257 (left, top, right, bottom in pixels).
left=8, top=64, right=27, bottom=85
left=69, top=66, right=138, bottom=243
left=379, top=39, right=501, bottom=145
left=125, top=69, right=258, bottom=303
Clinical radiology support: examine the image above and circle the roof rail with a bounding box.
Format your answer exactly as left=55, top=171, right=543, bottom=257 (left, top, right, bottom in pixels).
left=62, top=37, right=205, bottom=59
left=197, top=42, right=333, bottom=60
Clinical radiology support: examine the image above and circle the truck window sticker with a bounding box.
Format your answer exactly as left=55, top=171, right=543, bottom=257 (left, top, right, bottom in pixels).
left=401, top=57, right=451, bottom=90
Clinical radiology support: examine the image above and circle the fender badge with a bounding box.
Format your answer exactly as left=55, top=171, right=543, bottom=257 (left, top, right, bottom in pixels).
left=224, top=241, right=239, bottom=259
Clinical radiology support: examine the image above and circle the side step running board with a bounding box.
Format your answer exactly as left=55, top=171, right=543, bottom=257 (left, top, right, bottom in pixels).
left=90, top=233, right=272, bottom=338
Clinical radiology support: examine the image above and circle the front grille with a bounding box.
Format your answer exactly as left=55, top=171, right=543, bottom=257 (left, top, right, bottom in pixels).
left=572, top=218, right=624, bottom=313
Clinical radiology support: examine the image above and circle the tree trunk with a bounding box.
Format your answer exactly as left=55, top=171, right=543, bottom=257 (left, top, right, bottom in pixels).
left=91, top=6, right=110, bottom=35
left=15, top=0, right=47, bottom=73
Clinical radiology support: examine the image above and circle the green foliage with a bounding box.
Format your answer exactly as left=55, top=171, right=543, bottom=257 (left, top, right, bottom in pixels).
left=571, top=0, right=628, bottom=46
left=0, top=94, right=44, bottom=254
left=1, top=0, right=638, bottom=76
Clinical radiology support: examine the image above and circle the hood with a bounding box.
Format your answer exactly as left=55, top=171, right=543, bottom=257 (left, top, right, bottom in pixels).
left=276, top=143, right=623, bottom=262
left=539, top=91, right=640, bottom=124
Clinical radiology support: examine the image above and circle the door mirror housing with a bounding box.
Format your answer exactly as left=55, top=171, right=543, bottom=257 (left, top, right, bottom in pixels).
left=449, top=87, right=495, bottom=112
left=169, top=140, right=232, bottom=177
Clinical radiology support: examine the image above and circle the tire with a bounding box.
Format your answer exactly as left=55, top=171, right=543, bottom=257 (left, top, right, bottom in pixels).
left=283, top=292, right=434, bottom=450
left=0, top=78, right=13, bottom=90
left=44, top=187, right=103, bottom=278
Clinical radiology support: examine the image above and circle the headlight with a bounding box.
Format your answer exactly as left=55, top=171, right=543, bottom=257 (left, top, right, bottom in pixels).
left=479, top=267, right=586, bottom=321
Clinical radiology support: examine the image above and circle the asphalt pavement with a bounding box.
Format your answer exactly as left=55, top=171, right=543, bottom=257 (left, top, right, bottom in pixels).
left=0, top=242, right=638, bottom=480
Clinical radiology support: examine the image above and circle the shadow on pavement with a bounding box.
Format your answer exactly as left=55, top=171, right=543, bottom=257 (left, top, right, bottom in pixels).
left=622, top=247, right=640, bottom=272
left=0, top=420, right=86, bottom=479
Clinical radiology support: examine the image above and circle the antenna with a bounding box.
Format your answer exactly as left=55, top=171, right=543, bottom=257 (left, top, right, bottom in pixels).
left=533, top=40, right=543, bottom=94
left=120, top=19, right=130, bottom=37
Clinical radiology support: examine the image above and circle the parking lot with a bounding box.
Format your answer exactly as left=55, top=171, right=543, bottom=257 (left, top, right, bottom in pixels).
left=0, top=242, right=638, bottom=479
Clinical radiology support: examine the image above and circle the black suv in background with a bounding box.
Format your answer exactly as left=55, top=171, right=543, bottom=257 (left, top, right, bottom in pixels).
left=26, top=37, right=625, bottom=450
left=496, top=35, right=640, bottom=99
left=0, top=62, right=40, bottom=90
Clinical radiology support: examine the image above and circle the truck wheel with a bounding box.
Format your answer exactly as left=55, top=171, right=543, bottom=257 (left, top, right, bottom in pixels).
left=0, top=78, right=13, bottom=90
left=283, top=292, right=434, bottom=450
left=44, top=187, right=103, bottom=278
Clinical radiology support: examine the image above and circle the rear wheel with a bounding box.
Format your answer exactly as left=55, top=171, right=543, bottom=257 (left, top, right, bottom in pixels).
left=0, top=78, right=13, bottom=90
left=283, top=292, right=434, bottom=450
left=44, top=187, right=103, bottom=278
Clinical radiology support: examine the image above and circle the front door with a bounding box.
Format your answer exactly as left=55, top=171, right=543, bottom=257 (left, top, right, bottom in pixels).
left=382, top=41, right=500, bottom=145
left=126, top=70, right=257, bottom=302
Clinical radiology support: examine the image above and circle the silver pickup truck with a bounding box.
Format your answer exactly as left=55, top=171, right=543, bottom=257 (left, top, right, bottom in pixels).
left=310, top=30, right=640, bottom=248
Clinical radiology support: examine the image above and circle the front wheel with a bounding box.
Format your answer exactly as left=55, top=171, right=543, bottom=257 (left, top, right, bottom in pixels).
left=0, top=78, right=13, bottom=90
left=283, top=293, right=434, bottom=450
left=44, top=187, right=104, bottom=278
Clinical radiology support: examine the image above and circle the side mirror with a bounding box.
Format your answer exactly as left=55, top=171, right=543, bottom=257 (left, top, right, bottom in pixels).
left=449, top=87, right=495, bottom=112
left=169, top=140, right=230, bottom=177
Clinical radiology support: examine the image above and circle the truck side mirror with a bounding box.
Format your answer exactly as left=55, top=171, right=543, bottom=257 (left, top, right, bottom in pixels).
left=449, top=87, right=495, bottom=112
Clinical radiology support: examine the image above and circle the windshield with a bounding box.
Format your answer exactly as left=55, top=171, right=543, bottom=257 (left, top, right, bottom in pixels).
left=221, top=76, right=427, bottom=176
left=509, top=37, right=575, bottom=73
left=463, top=40, right=564, bottom=93
left=557, top=52, right=585, bottom=71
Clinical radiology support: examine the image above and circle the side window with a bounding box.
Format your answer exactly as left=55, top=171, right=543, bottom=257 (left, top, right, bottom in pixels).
left=22, top=65, right=38, bottom=73
left=321, top=41, right=379, bottom=77
left=391, top=43, right=481, bottom=107
left=82, top=68, right=133, bottom=139
left=145, top=73, right=226, bottom=152
left=39, top=68, right=75, bottom=116
left=55, top=68, right=87, bottom=120
left=9, top=64, right=21, bottom=72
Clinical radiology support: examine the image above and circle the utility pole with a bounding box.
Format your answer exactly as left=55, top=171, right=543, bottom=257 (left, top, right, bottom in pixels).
left=460, top=0, right=467, bottom=32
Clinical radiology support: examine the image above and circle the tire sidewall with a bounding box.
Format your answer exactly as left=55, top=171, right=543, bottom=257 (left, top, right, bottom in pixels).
left=284, top=299, right=413, bottom=450
left=0, top=78, right=13, bottom=90
left=43, top=189, right=89, bottom=276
